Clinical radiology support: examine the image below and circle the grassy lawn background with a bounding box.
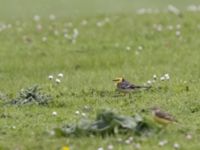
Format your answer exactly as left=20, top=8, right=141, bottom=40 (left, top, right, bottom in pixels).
left=0, top=0, right=200, bottom=150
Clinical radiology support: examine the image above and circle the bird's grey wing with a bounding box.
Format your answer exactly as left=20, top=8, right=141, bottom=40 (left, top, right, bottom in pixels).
left=119, top=81, right=133, bottom=89
left=155, top=111, right=176, bottom=121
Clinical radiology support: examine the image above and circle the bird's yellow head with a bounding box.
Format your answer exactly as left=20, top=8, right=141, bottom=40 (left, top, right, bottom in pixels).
left=112, top=77, right=125, bottom=84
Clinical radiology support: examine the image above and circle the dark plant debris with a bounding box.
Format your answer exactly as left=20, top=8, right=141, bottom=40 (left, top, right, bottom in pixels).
left=8, top=85, right=52, bottom=106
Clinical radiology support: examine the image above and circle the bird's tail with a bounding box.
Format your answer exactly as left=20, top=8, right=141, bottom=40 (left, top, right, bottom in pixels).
left=135, top=85, right=152, bottom=89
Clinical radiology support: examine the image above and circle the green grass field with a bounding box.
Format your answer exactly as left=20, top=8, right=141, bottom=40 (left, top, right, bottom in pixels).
left=0, top=0, right=200, bottom=150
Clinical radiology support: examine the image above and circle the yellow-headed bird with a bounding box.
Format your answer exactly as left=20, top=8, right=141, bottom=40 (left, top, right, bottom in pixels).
left=112, top=77, right=151, bottom=93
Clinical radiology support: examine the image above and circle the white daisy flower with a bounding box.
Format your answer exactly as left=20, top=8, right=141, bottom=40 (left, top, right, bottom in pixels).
left=55, top=78, right=61, bottom=84
left=173, top=143, right=180, bottom=149
left=48, top=75, right=53, bottom=80
left=58, top=73, right=64, bottom=78
left=52, top=111, right=57, bottom=116
left=160, top=76, right=165, bottom=81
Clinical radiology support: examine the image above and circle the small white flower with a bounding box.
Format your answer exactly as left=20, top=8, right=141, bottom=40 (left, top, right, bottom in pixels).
left=49, top=130, right=55, bottom=136
left=36, top=24, right=42, bottom=31
left=65, top=22, right=73, bottom=27
left=49, top=14, right=56, bottom=21
left=138, top=46, right=143, bottom=50
left=176, top=24, right=181, bottom=29
left=48, top=75, right=54, bottom=80
left=114, top=43, right=119, bottom=47
left=97, top=147, right=104, bottom=150
left=126, top=46, right=131, bottom=51
left=42, top=37, right=47, bottom=42
left=97, top=22, right=104, bottom=27
left=159, top=140, right=168, bottom=146
left=187, top=5, right=198, bottom=12
left=160, top=76, right=165, bottom=81
left=134, top=143, right=141, bottom=149
left=33, top=15, right=40, bottom=22
left=147, top=80, right=152, bottom=84
left=64, top=33, right=70, bottom=39
left=55, top=78, right=61, bottom=84
left=156, top=25, right=162, bottom=31
left=128, top=136, right=134, bottom=142
left=117, top=138, right=122, bottom=142
left=12, top=126, right=16, bottom=129
left=58, top=73, right=64, bottom=78
left=107, top=144, right=113, bottom=150
left=125, top=139, right=131, bottom=144
left=173, top=143, right=180, bottom=149
left=81, top=113, right=86, bottom=117
left=81, top=20, right=88, bottom=26
left=167, top=5, right=180, bottom=15
left=54, top=30, right=59, bottom=36
left=137, top=8, right=146, bottom=15
left=7, top=24, right=12, bottom=28
left=75, top=110, right=80, bottom=115
left=153, top=74, right=157, bottom=80
left=176, top=31, right=181, bottom=36
left=164, top=73, right=170, bottom=80
left=104, top=17, right=110, bottom=23
left=52, top=111, right=57, bottom=116
left=167, top=25, right=174, bottom=30
left=135, top=51, right=139, bottom=55
left=73, top=28, right=79, bottom=38
left=186, top=134, right=192, bottom=140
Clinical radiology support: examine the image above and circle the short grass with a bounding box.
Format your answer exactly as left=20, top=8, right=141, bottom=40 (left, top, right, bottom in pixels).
left=0, top=0, right=200, bottom=150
